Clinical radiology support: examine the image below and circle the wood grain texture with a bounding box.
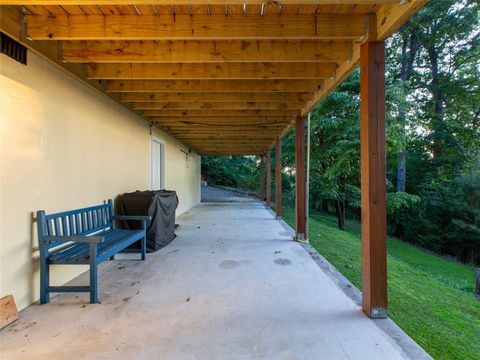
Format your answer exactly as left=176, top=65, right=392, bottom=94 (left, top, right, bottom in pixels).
left=0, top=295, right=19, bottom=329
left=122, top=92, right=314, bottom=103
left=376, top=0, right=429, bottom=40
left=360, top=41, right=387, bottom=318
left=87, top=62, right=337, bottom=80
left=2, top=1, right=401, bottom=5
left=63, top=40, right=353, bottom=63
left=141, top=109, right=298, bottom=117
left=295, top=116, right=306, bottom=237
left=26, top=14, right=367, bottom=40
left=149, top=116, right=292, bottom=124
left=105, top=80, right=323, bottom=93
left=130, top=102, right=304, bottom=110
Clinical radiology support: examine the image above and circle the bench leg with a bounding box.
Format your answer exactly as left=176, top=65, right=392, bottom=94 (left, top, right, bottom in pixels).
left=40, top=259, right=50, bottom=304
left=141, top=236, right=147, bottom=261
left=89, top=243, right=98, bottom=304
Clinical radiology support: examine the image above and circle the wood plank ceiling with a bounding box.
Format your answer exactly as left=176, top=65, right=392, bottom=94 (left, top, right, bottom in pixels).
left=0, top=1, right=427, bottom=155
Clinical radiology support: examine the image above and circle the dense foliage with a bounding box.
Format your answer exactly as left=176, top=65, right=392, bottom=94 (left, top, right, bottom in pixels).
left=201, top=155, right=259, bottom=190
left=202, top=0, right=480, bottom=265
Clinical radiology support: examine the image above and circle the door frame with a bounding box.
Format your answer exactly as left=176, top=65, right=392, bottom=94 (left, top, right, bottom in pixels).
left=150, top=137, right=166, bottom=190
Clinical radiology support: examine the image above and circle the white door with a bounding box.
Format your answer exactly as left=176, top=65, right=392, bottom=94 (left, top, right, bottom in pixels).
left=151, top=139, right=165, bottom=190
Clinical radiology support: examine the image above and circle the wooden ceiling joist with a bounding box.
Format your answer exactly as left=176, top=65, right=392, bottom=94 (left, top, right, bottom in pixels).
left=170, top=139, right=275, bottom=144
left=122, top=92, right=314, bottom=103
left=168, top=135, right=281, bottom=140
left=87, top=62, right=337, bottom=80
left=172, top=134, right=281, bottom=139
left=177, top=141, right=279, bottom=146
left=62, top=40, right=353, bottom=63
left=2, top=1, right=403, bottom=5
left=130, top=101, right=304, bottom=110
left=105, top=80, right=323, bottom=93
left=159, top=129, right=288, bottom=135
left=163, top=125, right=287, bottom=130
left=148, top=116, right=292, bottom=124
left=25, top=14, right=367, bottom=40
left=141, top=109, right=298, bottom=117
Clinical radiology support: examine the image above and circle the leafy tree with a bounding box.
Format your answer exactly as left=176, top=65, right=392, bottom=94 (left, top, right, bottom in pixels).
left=202, top=156, right=259, bottom=191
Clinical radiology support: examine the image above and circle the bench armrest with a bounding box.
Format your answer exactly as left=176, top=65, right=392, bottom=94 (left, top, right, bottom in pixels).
left=113, top=215, right=152, bottom=222
left=43, top=235, right=104, bottom=243
left=113, top=215, right=151, bottom=230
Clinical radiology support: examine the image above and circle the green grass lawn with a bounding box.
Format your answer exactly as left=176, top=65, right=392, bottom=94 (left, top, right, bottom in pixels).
left=282, top=207, right=480, bottom=360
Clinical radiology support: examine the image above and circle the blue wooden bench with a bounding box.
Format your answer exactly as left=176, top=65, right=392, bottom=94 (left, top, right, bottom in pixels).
left=36, top=199, right=151, bottom=304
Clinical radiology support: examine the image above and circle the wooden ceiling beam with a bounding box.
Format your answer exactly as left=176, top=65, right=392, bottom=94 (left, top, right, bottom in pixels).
left=105, top=80, right=322, bottom=93
left=62, top=40, right=353, bottom=63
left=176, top=133, right=282, bottom=142
left=142, top=109, right=297, bottom=117
left=376, top=1, right=429, bottom=40
left=131, top=102, right=303, bottom=110
left=173, top=136, right=275, bottom=145
left=149, top=116, right=292, bottom=123
left=175, top=141, right=278, bottom=153
left=122, top=92, right=313, bottom=103
left=158, top=124, right=286, bottom=130
left=167, top=129, right=285, bottom=133
left=158, top=124, right=287, bottom=130
left=26, top=14, right=367, bottom=41
left=165, top=129, right=285, bottom=133
left=87, top=62, right=337, bottom=80
left=3, top=1, right=402, bottom=5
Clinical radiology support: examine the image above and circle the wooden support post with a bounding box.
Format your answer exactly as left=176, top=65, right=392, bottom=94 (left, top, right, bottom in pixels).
left=259, top=154, right=265, bottom=201
left=275, top=138, right=282, bottom=219
left=295, top=116, right=306, bottom=240
left=266, top=149, right=271, bottom=209
left=360, top=40, right=388, bottom=319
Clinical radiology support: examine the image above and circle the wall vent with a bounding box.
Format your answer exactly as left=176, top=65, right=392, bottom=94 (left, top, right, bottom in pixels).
left=0, top=32, right=27, bottom=65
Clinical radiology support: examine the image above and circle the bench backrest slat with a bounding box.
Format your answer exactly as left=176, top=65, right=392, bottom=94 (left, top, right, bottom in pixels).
left=37, top=200, right=114, bottom=255
left=69, top=215, right=75, bottom=236
left=61, top=216, right=68, bottom=236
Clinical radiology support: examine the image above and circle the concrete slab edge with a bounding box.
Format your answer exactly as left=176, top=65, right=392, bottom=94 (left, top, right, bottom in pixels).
left=271, top=210, right=433, bottom=360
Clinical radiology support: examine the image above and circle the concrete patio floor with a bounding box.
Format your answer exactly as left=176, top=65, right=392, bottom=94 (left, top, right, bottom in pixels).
left=1, top=202, right=428, bottom=360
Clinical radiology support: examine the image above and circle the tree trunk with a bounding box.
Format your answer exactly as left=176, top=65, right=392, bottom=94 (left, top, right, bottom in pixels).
left=335, top=199, right=345, bottom=230
left=476, top=267, right=480, bottom=298
left=427, top=44, right=447, bottom=160
left=397, top=146, right=406, bottom=192
left=397, top=29, right=418, bottom=193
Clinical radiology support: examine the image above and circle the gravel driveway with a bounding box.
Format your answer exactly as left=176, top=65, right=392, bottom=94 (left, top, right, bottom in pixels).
left=201, top=186, right=259, bottom=203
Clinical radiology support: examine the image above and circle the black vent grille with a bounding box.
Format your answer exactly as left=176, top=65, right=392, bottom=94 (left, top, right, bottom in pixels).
left=1, top=32, right=27, bottom=65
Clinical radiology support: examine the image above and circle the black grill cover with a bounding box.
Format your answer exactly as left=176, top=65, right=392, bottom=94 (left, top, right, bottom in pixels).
left=117, top=190, right=178, bottom=252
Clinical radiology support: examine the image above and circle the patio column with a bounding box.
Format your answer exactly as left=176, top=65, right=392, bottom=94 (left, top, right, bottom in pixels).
left=295, top=116, right=306, bottom=241
left=275, top=138, right=282, bottom=219
left=360, top=39, right=388, bottom=319
left=259, top=154, right=265, bottom=201
left=266, top=148, right=271, bottom=208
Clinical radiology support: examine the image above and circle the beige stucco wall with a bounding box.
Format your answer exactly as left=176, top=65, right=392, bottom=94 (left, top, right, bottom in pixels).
left=0, top=51, right=201, bottom=310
